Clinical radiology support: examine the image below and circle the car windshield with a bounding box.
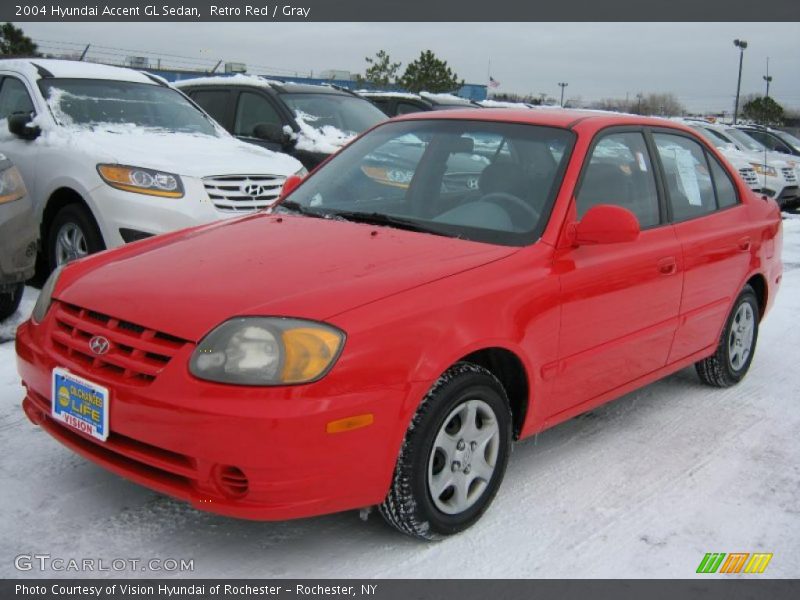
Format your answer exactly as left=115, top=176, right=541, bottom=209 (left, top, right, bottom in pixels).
left=277, top=119, right=575, bottom=246
left=724, top=128, right=767, bottom=151
left=692, top=126, right=734, bottom=149
left=279, top=92, right=386, bottom=134
left=38, top=78, right=219, bottom=135
left=776, top=130, right=800, bottom=148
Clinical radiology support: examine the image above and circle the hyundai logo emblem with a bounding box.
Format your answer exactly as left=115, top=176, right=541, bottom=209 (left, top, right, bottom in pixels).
left=241, top=182, right=268, bottom=198
left=89, top=336, right=111, bottom=355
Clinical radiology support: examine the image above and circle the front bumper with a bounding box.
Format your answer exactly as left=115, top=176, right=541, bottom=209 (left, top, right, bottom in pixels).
left=16, top=318, right=409, bottom=521
left=86, top=178, right=251, bottom=250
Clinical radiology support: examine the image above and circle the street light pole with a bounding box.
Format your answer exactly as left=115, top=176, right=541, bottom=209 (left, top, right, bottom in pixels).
left=558, top=82, right=568, bottom=107
left=733, top=38, right=748, bottom=124
left=763, top=56, right=772, bottom=98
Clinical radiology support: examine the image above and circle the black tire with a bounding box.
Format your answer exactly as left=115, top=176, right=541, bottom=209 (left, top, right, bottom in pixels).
left=0, top=283, right=24, bottom=321
left=695, top=284, right=760, bottom=387
left=46, top=203, right=105, bottom=272
left=379, top=362, right=512, bottom=540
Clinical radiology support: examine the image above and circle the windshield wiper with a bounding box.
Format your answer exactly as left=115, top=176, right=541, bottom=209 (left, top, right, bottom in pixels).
left=273, top=200, right=327, bottom=218
left=326, top=210, right=444, bottom=235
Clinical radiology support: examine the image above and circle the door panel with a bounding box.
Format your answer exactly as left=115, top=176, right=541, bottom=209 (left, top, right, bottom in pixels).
left=552, top=226, right=683, bottom=414
left=667, top=207, right=751, bottom=361
left=548, top=130, right=683, bottom=417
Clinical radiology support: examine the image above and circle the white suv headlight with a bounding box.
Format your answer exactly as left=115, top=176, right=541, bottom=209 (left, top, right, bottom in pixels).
left=97, top=164, right=184, bottom=198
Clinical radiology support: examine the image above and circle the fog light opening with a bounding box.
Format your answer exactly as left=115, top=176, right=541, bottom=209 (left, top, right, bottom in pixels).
left=213, top=465, right=249, bottom=499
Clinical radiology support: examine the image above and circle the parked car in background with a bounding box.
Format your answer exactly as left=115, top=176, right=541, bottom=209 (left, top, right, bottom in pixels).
left=735, top=125, right=800, bottom=157
left=175, top=75, right=388, bottom=170
left=0, top=154, right=35, bottom=321
left=359, top=90, right=481, bottom=116
left=18, top=109, right=782, bottom=539
left=687, top=121, right=798, bottom=207
left=0, top=59, right=304, bottom=271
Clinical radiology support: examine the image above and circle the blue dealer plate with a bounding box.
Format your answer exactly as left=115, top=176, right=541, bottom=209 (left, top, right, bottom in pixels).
left=51, top=368, right=109, bottom=442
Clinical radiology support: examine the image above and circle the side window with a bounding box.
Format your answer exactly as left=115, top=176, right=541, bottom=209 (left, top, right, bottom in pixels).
left=189, top=90, right=230, bottom=125
left=0, top=77, right=35, bottom=119
left=577, top=132, right=660, bottom=228
left=234, top=91, right=282, bottom=137
left=396, top=101, right=423, bottom=115
left=653, top=133, right=716, bottom=220
left=707, top=154, right=739, bottom=209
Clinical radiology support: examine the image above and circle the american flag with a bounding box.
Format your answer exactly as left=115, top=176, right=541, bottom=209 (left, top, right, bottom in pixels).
left=489, top=76, right=500, bottom=88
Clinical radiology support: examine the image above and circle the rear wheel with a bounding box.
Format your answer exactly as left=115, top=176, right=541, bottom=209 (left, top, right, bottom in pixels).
left=0, top=283, right=24, bottom=321
left=696, top=284, right=759, bottom=387
left=47, top=204, right=105, bottom=271
left=379, top=363, right=512, bottom=540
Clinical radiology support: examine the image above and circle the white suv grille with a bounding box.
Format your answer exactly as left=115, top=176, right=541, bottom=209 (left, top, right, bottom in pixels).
left=203, top=175, right=286, bottom=212
left=738, top=167, right=759, bottom=188
left=781, top=167, right=797, bottom=184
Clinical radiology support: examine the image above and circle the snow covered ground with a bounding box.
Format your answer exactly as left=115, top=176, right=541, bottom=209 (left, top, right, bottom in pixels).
left=1, top=217, right=799, bottom=579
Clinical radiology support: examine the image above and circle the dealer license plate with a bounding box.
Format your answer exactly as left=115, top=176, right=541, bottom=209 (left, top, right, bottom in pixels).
left=51, top=368, right=109, bottom=442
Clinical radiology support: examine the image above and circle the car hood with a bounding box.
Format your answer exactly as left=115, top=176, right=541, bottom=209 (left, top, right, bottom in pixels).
left=47, top=127, right=303, bottom=177
left=55, top=214, right=517, bottom=341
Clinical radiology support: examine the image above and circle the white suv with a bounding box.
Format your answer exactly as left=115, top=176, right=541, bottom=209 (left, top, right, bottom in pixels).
left=0, top=59, right=304, bottom=270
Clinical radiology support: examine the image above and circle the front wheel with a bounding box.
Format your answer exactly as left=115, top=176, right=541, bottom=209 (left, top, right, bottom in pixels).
left=46, top=204, right=105, bottom=271
left=379, top=363, right=512, bottom=540
left=696, top=284, right=760, bottom=387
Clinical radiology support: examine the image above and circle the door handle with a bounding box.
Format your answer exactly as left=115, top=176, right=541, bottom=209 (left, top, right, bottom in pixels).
left=738, top=236, right=752, bottom=252
left=657, top=257, right=677, bottom=275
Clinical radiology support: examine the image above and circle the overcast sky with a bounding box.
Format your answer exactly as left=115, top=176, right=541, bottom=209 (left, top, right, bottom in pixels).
left=17, top=21, right=800, bottom=112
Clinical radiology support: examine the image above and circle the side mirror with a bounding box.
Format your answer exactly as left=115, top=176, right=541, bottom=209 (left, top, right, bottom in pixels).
left=8, top=113, right=41, bottom=141
left=573, top=204, right=640, bottom=245
left=253, top=123, right=292, bottom=146
left=280, top=174, right=304, bottom=198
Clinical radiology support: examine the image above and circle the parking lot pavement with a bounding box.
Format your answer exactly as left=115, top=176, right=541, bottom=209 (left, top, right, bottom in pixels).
left=1, top=219, right=799, bottom=578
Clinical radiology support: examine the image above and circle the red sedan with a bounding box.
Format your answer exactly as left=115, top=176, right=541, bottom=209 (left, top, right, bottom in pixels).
left=16, top=109, right=783, bottom=539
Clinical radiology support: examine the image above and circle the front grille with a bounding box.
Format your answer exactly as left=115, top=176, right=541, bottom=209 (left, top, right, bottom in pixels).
left=203, top=174, right=286, bottom=212
left=50, top=301, right=188, bottom=385
left=739, top=167, right=759, bottom=188
left=781, top=167, right=797, bottom=184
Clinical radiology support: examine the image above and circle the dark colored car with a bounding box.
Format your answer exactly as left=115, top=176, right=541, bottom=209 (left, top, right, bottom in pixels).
left=175, top=77, right=387, bottom=170
left=360, top=91, right=482, bottom=117
left=736, top=126, right=800, bottom=157
left=0, top=154, right=36, bottom=321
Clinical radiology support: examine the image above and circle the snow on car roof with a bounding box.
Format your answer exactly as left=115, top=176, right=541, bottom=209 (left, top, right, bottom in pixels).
left=173, top=73, right=286, bottom=89
left=419, top=92, right=474, bottom=104
left=479, top=99, right=533, bottom=109
left=0, top=58, right=157, bottom=84
left=357, top=90, right=423, bottom=100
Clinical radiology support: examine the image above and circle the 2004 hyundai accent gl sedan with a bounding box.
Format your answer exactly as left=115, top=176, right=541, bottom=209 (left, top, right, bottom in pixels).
left=17, top=110, right=783, bottom=540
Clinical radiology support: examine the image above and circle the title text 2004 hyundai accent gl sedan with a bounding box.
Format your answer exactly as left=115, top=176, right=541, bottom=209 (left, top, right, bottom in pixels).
left=16, top=110, right=783, bottom=539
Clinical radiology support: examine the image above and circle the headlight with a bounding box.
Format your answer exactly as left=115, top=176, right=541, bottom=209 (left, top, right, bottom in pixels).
left=97, top=164, right=184, bottom=198
left=0, top=165, right=27, bottom=204
left=750, top=163, right=777, bottom=177
left=190, top=317, right=345, bottom=385
left=31, top=265, right=64, bottom=324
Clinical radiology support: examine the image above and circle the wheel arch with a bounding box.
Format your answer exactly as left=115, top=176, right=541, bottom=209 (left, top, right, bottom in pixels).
left=455, top=346, right=530, bottom=439
left=41, top=187, right=96, bottom=243
left=745, top=272, right=768, bottom=322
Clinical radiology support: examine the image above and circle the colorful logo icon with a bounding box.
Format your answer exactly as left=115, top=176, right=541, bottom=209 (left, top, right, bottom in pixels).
left=697, top=552, right=773, bottom=574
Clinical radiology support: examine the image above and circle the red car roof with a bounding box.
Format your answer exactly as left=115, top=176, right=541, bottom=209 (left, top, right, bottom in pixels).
left=393, top=107, right=691, bottom=133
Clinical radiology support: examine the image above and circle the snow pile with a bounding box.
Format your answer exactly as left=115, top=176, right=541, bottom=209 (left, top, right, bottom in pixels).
left=289, top=111, right=354, bottom=154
